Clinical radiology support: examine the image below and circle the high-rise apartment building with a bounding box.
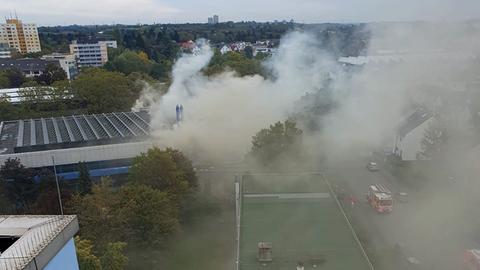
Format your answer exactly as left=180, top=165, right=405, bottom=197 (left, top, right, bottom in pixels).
left=0, top=18, right=41, bottom=54
left=69, top=40, right=117, bottom=67
left=208, top=15, right=219, bottom=24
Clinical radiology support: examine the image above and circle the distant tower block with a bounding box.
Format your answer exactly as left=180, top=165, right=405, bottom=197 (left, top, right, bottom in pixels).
left=257, top=242, right=272, bottom=262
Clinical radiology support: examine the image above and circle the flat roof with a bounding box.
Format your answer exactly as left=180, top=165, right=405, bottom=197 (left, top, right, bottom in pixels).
left=0, top=110, right=151, bottom=155
left=0, top=215, right=79, bottom=270
left=239, top=174, right=371, bottom=270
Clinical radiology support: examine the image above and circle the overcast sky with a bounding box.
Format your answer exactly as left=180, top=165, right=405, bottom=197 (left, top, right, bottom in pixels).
left=1, top=0, right=480, bottom=26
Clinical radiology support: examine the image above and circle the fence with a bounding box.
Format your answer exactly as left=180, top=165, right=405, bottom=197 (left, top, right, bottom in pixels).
left=0, top=215, right=76, bottom=270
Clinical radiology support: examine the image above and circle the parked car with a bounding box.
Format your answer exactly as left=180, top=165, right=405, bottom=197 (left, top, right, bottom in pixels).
left=366, top=161, right=379, bottom=171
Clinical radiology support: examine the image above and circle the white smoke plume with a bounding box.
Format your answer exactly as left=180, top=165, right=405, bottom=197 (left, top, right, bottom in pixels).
left=139, top=21, right=480, bottom=166
left=146, top=32, right=340, bottom=163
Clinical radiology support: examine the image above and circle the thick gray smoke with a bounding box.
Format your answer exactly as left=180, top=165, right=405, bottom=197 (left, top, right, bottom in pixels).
left=136, top=18, right=480, bottom=270
left=145, top=32, right=340, bottom=163
left=139, top=22, right=480, bottom=166
left=320, top=22, right=480, bottom=160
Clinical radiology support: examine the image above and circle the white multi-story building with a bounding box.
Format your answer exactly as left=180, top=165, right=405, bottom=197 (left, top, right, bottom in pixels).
left=0, top=18, right=41, bottom=54
left=0, top=215, right=80, bottom=270
left=99, top=40, right=118, bottom=49
left=69, top=40, right=117, bottom=67
left=41, top=53, right=79, bottom=79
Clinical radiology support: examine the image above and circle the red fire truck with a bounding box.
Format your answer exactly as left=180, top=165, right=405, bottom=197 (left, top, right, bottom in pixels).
left=465, top=249, right=480, bottom=270
left=367, top=184, right=393, bottom=213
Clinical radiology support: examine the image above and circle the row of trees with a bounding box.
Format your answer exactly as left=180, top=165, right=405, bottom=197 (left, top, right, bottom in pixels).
left=0, top=146, right=198, bottom=269
left=203, top=50, right=266, bottom=77
left=105, top=49, right=171, bottom=81
left=0, top=68, right=152, bottom=121
left=0, top=64, right=67, bottom=89
left=248, top=120, right=304, bottom=168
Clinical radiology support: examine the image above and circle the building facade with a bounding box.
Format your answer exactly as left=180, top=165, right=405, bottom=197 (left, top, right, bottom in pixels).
left=41, top=53, right=79, bottom=79
left=0, top=43, right=11, bottom=58
left=0, top=215, right=79, bottom=270
left=0, top=110, right=153, bottom=179
left=208, top=15, right=219, bottom=24
left=69, top=40, right=117, bottom=67
left=0, top=58, right=60, bottom=77
left=0, top=18, right=41, bottom=54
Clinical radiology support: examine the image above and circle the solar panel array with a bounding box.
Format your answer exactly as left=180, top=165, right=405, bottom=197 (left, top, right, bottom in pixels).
left=0, top=111, right=151, bottom=153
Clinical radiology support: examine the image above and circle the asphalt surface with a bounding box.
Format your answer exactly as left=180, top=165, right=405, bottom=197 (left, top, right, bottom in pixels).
left=325, top=156, right=474, bottom=270
left=198, top=156, right=478, bottom=270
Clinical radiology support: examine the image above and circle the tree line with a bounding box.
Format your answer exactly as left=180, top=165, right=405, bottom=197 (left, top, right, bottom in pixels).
left=0, top=147, right=198, bottom=270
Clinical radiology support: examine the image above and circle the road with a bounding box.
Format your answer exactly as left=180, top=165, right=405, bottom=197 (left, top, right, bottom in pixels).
left=199, top=157, right=477, bottom=269
left=325, top=156, right=473, bottom=270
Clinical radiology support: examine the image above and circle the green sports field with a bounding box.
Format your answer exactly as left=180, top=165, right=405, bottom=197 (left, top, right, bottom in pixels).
left=238, top=173, right=372, bottom=270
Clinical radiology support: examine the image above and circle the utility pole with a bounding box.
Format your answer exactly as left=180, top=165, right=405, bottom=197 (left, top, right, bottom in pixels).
left=51, top=156, right=64, bottom=217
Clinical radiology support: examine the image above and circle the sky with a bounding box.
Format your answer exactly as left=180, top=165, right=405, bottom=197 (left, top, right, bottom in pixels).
left=1, top=0, right=480, bottom=26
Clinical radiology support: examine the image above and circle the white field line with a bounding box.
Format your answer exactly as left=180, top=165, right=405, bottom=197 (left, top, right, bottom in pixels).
left=243, top=193, right=330, bottom=199
left=235, top=179, right=242, bottom=270
left=322, top=173, right=375, bottom=270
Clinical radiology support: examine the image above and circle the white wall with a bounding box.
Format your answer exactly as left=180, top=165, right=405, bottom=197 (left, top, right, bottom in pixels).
left=44, top=238, right=79, bottom=270
left=0, top=141, right=155, bottom=168
left=397, top=118, right=433, bottom=161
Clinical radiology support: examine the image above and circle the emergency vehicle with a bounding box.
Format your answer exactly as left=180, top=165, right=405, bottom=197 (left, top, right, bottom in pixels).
left=367, top=184, right=393, bottom=213
left=464, top=249, right=480, bottom=270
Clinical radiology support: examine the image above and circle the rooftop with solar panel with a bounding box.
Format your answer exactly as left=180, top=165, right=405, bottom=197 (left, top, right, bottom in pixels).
left=0, top=110, right=151, bottom=155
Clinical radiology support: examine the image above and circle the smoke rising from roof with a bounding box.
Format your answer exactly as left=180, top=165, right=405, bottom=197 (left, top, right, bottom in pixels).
left=145, top=32, right=340, bottom=163
left=136, top=19, right=480, bottom=270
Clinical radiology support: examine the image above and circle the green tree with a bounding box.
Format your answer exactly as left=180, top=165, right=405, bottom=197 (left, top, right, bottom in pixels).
left=72, top=68, right=137, bottom=113
left=100, top=242, right=128, bottom=270
left=150, top=60, right=171, bottom=80
left=0, top=72, right=10, bottom=88
left=106, top=47, right=124, bottom=63
left=204, top=51, right=264, bottom=77
left=165, top=148, right=198, bottom=189
left=105, top=50, right=152, bottom=75
left=116, top=184, right=179, bottom=246
left=0, top=95, right=19, bottom=120
left=128, top=147, right=191, bottom=202
left=4, top=68, right=27, bottom=87
left=67, top=178, right=122, bottom=249
left=0, top=158, right=36, bottom=210
left=68, top=178, right=179, bottom=249
left=33, top=169, right=72, bottom=215
left=249, top=120, right=303, bottom=166
left=75, top=236, right=102, bottom=270
left=244, top=46, right=254, bottom=59
left=78, top=162, right=92, bottom=195
left=35, top=63, right=67, bottom=85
